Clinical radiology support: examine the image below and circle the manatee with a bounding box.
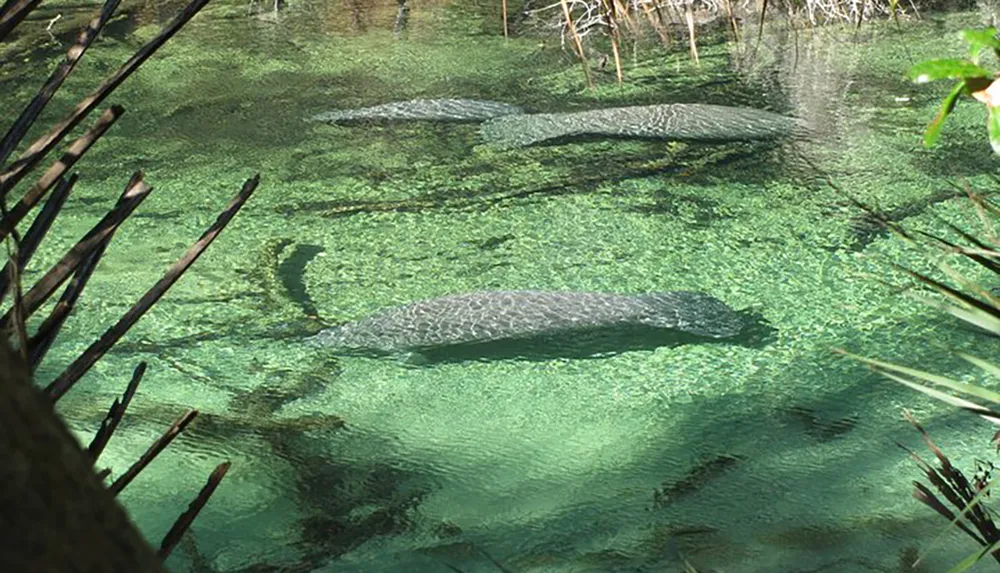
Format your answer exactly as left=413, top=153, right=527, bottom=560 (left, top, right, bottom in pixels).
left=479, top=103, right=806, bottom=149
left=309, top=98, right=524, bottom=124
left=309, top=290, right=745, bottom=361
left=310, top=98, right=803, bottom=148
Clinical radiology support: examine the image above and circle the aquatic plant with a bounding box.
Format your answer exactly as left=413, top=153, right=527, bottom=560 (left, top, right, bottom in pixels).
left=837, top=190, right=1000, bottom=571
left=825, top=29, right=1000, bottom=570
left=0, top=0, right=260, bottom=567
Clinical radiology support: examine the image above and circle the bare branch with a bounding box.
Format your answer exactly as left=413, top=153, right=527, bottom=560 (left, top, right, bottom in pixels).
left=87, top=362, right=147, bottom=461
left=0, top=0, right=121, bottom=170
left=157, top=461, right=231, bottom=561
left=45, top=174, right=260, bottom=401
left=0, top=0, right=43, bottom=42
left=0, top=106, right=124, bottom=243
left=29, top=233, right=113, bottom=370
left=0, top=172, right=152, bottom=327
left=108, top=409, right=198, bottom=495
left=0, top=0, right=211, bottom=197
left=0, top=173, right=76, bottom=304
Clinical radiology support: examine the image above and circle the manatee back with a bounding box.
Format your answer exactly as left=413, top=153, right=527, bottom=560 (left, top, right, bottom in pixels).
left=310, top=290, right=743, bottom=356
left=311, top=98, right=524, bottom=124
left=310, top=290, right=649, bottom=353
left=479, top=103, right=805, bottom=149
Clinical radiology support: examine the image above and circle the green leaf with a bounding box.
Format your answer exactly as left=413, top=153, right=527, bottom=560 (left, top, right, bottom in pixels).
left=947, top=549, right=983, bottom=573
left=989, top=106, right=1000, bottom=156
left=909, top=59, right=992, bottom=83
left=880, top=369, right=1000, bottom=420
left=840, top=350, right=1000, bottom=406
left=957, top=352, right=1000, bottom=380
left=943, top=302, right=1000, bottom=334
left=963, top=28, right=1000, bottom=60
left=904, top=287, right=1000, bottom=336
left=924, top=81, right=966, bottom=148
left=947, top=538, right=1000, bottom=573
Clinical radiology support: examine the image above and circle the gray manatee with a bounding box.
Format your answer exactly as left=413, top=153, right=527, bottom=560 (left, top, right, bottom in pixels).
left=309, top=98, right=524, bottom=123
left=310, top=98, right=804, bottom=148
left=309, top=290, right=745, bottom=361
left=479, top=103, right=806, bottom=149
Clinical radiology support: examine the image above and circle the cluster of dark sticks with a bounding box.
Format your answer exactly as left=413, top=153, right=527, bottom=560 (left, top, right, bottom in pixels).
left=0, top=0, right=259, bottom=568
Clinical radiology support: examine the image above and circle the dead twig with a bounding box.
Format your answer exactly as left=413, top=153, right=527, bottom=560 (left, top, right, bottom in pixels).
left=0, top=172, right=152, bottom=327
left=559, top=0, right=595, bottom=89
left=602, top=0, right=624, bottom=85
left=29, top=234, right=113, bottom=370
left=157, top=461, right=231, bottom=560
left=108, top=409, right=199, bottom=495
left=1, top=106, right=124, bottom=242
left=0, top=173, right=76, bottom=304
left=0, top=0, right=211, bottom=197
left=87, top=362, right=147, bottom=461
left=0, top=0, right=43, bottom=41
left=0, top=0, right=121, bottom=170
left=4, top=240, right=28, bottom=361
left=1, top=0, right=249, bottom=567
left=44, top=174, right=261, bottom=401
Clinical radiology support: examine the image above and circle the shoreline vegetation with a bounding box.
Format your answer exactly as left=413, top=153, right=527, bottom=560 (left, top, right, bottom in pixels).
left=3, top=0, right=992, bottom=91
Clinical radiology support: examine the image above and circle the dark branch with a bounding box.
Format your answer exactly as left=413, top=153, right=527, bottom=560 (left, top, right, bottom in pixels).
left=0, top=172, right=152, bottom=328
left=0, top=173, right=76, bottom=305
left=108, top=409, right=198, bottom=495
left=0, top=106, right=124, bottom=242
left=0, top=0, right=211, bottom=196
left=157, top=461, right=231, bottom=561
left=87, top=362, right=148, bottom=461
left=45, top=174, right=260, bottom=401
left=0, top=0, right=121, bottom=170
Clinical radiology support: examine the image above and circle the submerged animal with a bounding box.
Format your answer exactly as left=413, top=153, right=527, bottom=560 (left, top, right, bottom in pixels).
left=479, top=103, right=805, bottom=149
left=309, top=290, right=745, bottom=361
left=310, top=98, right=804, bottom=149
left=309, top=98, right=524, bottom=123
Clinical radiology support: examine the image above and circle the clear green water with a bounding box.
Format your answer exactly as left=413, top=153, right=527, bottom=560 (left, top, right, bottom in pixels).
left=5, top=1, right=1000, bottom=570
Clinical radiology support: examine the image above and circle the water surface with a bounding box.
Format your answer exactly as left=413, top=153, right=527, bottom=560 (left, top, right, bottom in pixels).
left=3, top=2, right=1000, bottom=571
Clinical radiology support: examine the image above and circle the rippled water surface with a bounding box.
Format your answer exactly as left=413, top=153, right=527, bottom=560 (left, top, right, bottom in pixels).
left=4, top=1, right=1000, bottom=571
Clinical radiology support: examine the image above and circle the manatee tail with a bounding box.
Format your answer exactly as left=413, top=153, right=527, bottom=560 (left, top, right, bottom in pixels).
left=480, top=113, right=580, bottom=149
left=638, top=291, right=744, bottom=338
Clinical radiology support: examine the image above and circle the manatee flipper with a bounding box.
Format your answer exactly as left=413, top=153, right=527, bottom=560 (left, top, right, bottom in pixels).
left=398, top=351, right=429, bottom=367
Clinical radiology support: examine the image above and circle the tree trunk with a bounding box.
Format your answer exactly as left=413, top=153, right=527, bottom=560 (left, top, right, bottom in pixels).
left=0, top=339, right=165, bottom=572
